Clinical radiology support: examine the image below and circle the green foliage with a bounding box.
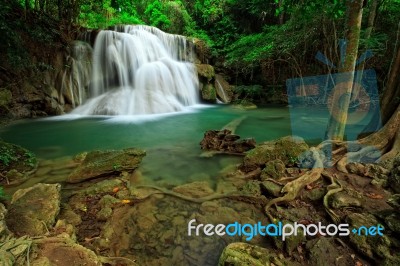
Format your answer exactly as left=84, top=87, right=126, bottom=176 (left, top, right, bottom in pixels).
left=0, top=145, right=19, bottom=167
left=0, top=142, right=37, bottom=172
left=233, top=85, right=263, bottom=102
left=0, top=185, right=6, bottom=202
left=144, top=0, right=171, bottom=29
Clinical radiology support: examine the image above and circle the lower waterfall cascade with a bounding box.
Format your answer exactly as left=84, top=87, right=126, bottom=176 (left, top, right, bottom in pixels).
left=71, top=25, right=200, bottom=115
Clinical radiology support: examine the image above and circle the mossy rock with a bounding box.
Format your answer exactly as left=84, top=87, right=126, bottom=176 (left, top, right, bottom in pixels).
left=201, top=83, right=216, bottom=102
left=67, top=148, right=146, bottom=183
left=0, top=89, right=12, bottom=107
left=6, top=183, right=61, bottom=237
left=388, top=156, right=400, bottom=193
left=218, top=242, right=297, bottom=266
left=346, top=213, right=393, bottom=261
left=196, top=64, right=215, bottom=81
left=260, top=159, right=286, bottom=180
left=0, top=141, right=37, bottom=186
left=241, top=136, right=308, bottom=172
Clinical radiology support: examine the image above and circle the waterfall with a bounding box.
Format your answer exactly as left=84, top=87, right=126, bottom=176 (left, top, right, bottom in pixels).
left=72, top=25, right=199, bottom=115
left=61, top=41, right=92, bottom=108
left=215, top=80, right=229, bottom=103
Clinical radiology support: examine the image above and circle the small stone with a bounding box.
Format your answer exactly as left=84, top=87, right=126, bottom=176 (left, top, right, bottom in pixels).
left=305, top=187, right=326, bottom=201
left=260, top=180, right=282, bottom=197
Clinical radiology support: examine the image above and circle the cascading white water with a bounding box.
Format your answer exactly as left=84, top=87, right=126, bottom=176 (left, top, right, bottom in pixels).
left=72, top=25, right=199, bottom=115
left=61, top=41, right=92, bottom=108
left=215, top=80, right=229, bottom=103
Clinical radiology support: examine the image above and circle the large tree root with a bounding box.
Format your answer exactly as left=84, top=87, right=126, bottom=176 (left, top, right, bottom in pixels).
left=264, top=148, right=324, bottom=221
left=264, top=106, right=399, bottom=222
left=322, top=173, right=343, bottom=224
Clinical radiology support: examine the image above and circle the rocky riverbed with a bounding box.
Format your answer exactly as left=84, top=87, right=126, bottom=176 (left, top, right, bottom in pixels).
left=1, top=136, right=399, bottom=265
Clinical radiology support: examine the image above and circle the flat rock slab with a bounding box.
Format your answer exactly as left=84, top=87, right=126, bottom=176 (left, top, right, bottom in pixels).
left=172, top=181, right=214, bottom=198
left=6, top=183, right=61, bottom=237
left=67, top=148, right=146, bottom=183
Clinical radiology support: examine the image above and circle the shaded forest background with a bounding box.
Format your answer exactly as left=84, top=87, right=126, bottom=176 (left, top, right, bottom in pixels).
left=0, top=0, right=399, bottom=107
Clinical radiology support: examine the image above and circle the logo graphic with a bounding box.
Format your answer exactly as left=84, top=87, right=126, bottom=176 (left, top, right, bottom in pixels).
left=286, top=39, right=382, bottom=165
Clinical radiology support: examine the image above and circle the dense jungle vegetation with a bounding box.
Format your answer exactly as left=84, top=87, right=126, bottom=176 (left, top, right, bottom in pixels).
left=1, top=0, right=399, bottom=102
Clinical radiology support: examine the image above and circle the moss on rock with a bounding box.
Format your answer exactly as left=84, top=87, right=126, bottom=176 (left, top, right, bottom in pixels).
left=67, top=148, right=146, bottom=183
left=241, top=136, right=309, bottom=172
left=201, top=83, right=217, bottom=102
left=196, top=64, right=215, bottom=81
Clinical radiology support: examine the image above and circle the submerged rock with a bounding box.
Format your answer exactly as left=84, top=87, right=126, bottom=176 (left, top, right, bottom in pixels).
left=241, top=136, right=308, bottom=172
left=172, top=181, right=214, bottom=198
left=6, top=183, right=61, bottom=236
left=67, top=148, right=145, bottom=183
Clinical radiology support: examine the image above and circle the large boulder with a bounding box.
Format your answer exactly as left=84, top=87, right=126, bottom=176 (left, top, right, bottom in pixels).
left=201, top=83, right=217, bottom=102
left=241, top=136, right=309, bottom=172
left=6, top=183, right=61, bottom=236
left=214, top=74, right=233, bottom=103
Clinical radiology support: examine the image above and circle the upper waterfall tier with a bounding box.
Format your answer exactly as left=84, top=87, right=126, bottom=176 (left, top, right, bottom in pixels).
left=72, top=25, right=199, bottom=115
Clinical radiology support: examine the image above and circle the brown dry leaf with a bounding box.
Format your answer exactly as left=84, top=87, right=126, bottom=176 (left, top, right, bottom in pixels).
left=355, top=261, right=363, bottom=266
left=366, top=192, right=383, bottom=199
left=306, top=184, right=313, bottom=190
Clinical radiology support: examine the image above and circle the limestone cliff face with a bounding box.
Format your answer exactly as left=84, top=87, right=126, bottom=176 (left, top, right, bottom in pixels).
left=0, top=5, right=90, bottom=120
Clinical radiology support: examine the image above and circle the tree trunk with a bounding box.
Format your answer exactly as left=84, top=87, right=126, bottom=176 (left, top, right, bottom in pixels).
left=278, top=0, right=284, bottom=25
left=365, top=0, right=379, bottom=40
left=381, top=45, right=400, bottom=124
left=325, top=0, right=364, bottom=141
